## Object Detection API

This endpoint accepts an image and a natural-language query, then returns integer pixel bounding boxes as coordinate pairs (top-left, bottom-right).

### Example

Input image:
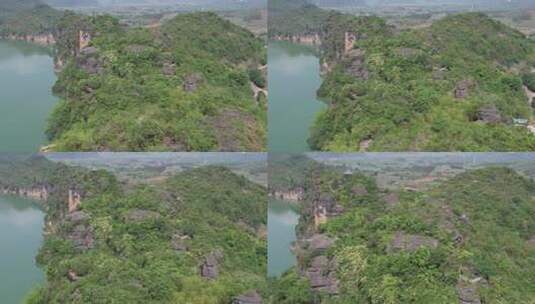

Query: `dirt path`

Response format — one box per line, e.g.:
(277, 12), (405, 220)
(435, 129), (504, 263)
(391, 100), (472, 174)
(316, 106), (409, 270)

(523, 85), (535, 106)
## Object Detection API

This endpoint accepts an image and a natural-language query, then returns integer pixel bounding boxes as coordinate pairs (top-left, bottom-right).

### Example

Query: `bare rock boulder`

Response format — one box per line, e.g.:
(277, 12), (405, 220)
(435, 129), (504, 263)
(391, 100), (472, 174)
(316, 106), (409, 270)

(388, 231), (438, 253)
(455, 80), (474, 99)
(477, 105), (502, 124)
(183, 73), (203, 92)
(200, 250), (223, 279)
(233, 291), (262, 304)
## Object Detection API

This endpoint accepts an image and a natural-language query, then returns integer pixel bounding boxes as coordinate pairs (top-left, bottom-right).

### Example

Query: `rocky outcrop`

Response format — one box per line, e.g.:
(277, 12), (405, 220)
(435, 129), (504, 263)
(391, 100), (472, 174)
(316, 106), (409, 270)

(162, 62), (176, 76)
(313, 193), (345, 227)
(477, 105), (502, 124)
(67, 220), (95, 251)
(2, 33), (56, 46)
(124, 209), (161, 223)
(456, 266), (485, 304)
(344, 32), (358, 55)
(79, 30), (91, 50)
(383, 192), (399, 207)
(305, 255), (339, 295)
(387, 231), (438, 253)
(455, 80), (474, 99)
(233, 291), (262, 304)
(183, 73), (202, 92)
(528, 235), (535, 246)
(0, 185), (50, 201)
(171, 233), (190, 251)
(200, 250), (223, 279)
(270, 187), (304, 202)
(307, 234), (335, 255)
(344, 48), (369, 80)
(272, 34), (321, 46)
(68, 189), (82, 213)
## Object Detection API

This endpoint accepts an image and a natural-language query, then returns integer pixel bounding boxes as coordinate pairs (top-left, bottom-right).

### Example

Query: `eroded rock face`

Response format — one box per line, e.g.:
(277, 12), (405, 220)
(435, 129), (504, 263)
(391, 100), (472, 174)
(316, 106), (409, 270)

(528, 235), (535, 246)
(183, 74), (203, 92)
(80, 46), (98, 56)
(233, 291), (262, 304)
(313, 193), (344, 227)
(67, 211), (90, 223)
(77, 56), (103, 75)
(345, 49), (369, 80)
(305, 255), (339, 295)
(477, 105), (502, 124)
(124, 209), (161, 223)
(68, 189), (83, 213)
(67, 223), (94, 251)
(171, 233), (189, 251)
(384, 192), (400, 207)
(308, 234), (335, 254)
(200, 250), (223, 279)
(457, 280), (482, 304)
(455, 80), (474, 99)
(270, 187), (304, 202)
(387, 231), (438, 253)
(162, 62), (176, 76)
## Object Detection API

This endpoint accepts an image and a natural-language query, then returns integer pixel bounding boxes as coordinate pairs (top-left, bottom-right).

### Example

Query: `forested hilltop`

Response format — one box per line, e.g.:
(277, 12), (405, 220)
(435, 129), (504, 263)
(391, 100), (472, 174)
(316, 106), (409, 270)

(269, 156), (535, 303)
(270, 1), (535, 151)
(0, 156), (267, 303)
(0, 0), (61, 40)
(0, 0), (267, 152)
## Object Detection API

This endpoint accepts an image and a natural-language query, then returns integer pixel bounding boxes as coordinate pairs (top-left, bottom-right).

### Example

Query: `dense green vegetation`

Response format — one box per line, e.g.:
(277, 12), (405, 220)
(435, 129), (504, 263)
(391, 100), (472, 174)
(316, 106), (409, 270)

(0, 0), (61, 37)
(270, 1), (535, 151)
(0, 156), (267, 303)
(47, 12), (267, 151)
(270, 158), (535, 303)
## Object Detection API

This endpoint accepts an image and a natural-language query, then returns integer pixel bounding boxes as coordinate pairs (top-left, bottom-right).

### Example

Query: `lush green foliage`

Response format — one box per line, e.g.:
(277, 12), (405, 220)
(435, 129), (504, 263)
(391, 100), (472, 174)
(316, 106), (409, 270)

(271, 160), (535, 303)
(46, 12), (266, 151)
(0, 157), (267, 303)
(310, 12), (535, 151)
(0, 0), (61, 36)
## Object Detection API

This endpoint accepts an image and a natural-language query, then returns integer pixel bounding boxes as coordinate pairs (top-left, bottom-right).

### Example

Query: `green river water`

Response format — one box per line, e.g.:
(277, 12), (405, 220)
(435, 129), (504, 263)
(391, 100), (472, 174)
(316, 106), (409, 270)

(0, 195), (44, 304)
(0, 40), (57, 153)
(268, 41), (326, 153)
(268, 199), (300, 277)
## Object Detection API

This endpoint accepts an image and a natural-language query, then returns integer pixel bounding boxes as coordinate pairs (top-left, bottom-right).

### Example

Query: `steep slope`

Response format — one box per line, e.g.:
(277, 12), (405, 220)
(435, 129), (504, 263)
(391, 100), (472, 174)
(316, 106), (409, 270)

(0, 0), (61, 39)
(0, 157), (267, 303)
(45, 12), (267, 151)
(310, 12), (535, 151)
(270, 162), (535, 303)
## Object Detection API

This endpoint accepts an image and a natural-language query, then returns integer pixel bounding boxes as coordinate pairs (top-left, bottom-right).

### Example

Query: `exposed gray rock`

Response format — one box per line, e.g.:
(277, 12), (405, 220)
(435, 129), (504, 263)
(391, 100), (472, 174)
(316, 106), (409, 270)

(233, 291), (262, 304)
(78, 56), (103, 75)
(395, 47), (421, 58)
(309, 234), (334, 254)
(455, 80), (474, 99)
(67, 224), (94, 251)
(477, 105), (502, 124)
(305, 256), (339, 295)
(457, 280), (481, 304)
(388, 231), (438, 253)
(125, 209), (161, 223)
(125, 44), (148, 55)
(171, 233), (189, 251)
(384, 193), (400, 207)
(527, 235), (535, 246)
(200, 250), (223, 279)
(80, 46), (98, 56)
(162, 62), (176, 76)
(183, 73), (202, 92)
(345, 49), (369, 80)
(66, 211), (90, 223)
(352, 185), (368, 196)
